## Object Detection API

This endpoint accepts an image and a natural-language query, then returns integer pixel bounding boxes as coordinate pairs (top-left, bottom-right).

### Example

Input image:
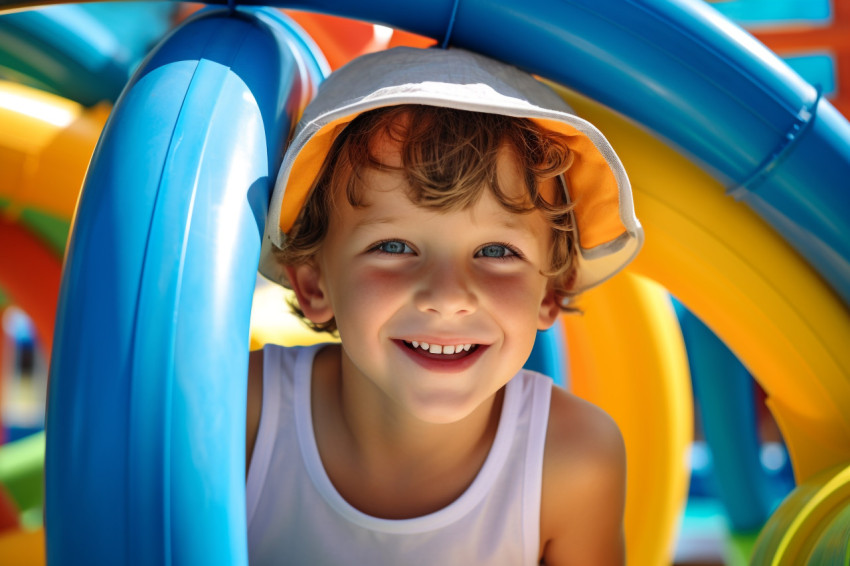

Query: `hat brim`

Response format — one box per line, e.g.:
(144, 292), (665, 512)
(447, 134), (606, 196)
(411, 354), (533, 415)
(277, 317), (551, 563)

(260, 47), (642, 294)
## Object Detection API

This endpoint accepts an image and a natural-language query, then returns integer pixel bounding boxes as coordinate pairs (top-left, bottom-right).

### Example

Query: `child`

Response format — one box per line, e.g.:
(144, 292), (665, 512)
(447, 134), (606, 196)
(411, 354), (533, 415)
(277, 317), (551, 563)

(246, 47), (642, 565)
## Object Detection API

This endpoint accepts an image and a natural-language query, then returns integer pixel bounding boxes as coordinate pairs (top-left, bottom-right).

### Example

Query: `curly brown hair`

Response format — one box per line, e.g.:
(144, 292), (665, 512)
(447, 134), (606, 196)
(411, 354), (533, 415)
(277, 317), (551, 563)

(273, 104), (578, 334)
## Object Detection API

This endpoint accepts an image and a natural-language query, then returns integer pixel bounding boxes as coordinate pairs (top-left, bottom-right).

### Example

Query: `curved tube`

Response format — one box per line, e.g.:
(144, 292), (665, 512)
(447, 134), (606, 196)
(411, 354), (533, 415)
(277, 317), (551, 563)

(676, 303), (773, 532)
(0, 5), (132, 105)
(0, 81), (109, 220)
(560, 86), (850, 485)
(751, 462), (850, 564)
(564, 272), (692, 566)
(45, 8), (326, 564)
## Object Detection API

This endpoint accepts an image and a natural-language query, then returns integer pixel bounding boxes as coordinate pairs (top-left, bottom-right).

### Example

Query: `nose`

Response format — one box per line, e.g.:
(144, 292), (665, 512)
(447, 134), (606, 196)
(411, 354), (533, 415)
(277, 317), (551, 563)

(413, 261), (478, 317)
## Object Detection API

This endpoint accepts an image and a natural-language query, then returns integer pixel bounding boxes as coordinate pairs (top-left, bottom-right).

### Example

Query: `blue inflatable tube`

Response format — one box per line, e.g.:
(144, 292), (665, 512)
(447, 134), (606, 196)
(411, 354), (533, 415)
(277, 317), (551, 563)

(0, 4), (134, 104)
(676, 302), (774, 532)
(526, 323), (568, 388)
(45, 7), (326, 564)
(176, 0), (847, 305)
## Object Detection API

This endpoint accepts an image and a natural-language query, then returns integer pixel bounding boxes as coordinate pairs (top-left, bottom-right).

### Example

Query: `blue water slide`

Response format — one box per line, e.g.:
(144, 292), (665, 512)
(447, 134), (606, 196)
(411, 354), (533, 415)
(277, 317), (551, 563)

(45, 7), (326, 564)
(187, 0), (848, 305)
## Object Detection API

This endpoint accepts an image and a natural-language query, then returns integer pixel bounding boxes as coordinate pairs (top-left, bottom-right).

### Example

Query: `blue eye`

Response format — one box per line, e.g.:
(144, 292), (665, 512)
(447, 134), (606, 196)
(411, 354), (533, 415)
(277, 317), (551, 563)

(477, 244), (516, 259)
(375, 240), (413, 254)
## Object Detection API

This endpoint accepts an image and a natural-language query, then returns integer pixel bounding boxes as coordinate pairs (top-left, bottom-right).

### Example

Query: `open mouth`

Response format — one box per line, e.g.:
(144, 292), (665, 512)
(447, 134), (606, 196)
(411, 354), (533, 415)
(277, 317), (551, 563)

(401, 340), (480, 360)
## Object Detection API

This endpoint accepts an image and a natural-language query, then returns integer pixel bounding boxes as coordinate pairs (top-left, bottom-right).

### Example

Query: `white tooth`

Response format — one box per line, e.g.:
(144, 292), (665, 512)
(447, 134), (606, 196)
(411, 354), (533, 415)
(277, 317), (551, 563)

(463, 344), (472, 351)
(444, 345), (455, 354)
(420, 342), (430, 351)
(411, 341), (419, 348)
(429, 344), (442, 354)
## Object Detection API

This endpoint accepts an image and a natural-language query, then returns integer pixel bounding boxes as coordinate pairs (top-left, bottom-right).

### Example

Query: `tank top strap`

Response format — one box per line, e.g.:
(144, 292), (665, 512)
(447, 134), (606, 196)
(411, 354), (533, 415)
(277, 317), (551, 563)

(247, 343), (323, 524)
(516, 369), (553, 563)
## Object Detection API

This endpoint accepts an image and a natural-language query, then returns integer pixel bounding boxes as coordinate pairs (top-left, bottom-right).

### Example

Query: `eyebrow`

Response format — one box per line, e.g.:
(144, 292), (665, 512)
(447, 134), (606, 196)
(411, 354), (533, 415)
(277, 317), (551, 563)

(496, 216), (529, 231)
(352, 208), (543, 238)
(352, 215), (401, 231)
(490, 215), (542, 239)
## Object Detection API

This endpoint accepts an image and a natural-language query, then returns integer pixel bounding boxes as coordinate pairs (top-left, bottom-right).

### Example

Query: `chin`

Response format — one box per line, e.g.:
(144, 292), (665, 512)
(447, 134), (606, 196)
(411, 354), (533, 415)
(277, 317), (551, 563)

(404, 393), (490, 425)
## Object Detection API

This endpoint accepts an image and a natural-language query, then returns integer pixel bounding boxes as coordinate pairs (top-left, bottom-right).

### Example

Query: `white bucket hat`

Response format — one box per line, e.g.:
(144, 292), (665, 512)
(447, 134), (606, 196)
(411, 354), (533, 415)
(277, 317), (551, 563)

(259, 46), (643, 294)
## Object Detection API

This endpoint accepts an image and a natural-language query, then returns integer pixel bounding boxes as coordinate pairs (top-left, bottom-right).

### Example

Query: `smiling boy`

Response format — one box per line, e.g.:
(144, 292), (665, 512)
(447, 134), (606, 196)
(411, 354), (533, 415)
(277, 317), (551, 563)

(246, 47), (642, 565)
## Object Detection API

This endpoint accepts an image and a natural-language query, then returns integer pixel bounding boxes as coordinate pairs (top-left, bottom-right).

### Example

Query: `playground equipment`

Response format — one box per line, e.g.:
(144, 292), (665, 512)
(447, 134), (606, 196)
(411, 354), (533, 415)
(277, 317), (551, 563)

(0, 0), (848, 564)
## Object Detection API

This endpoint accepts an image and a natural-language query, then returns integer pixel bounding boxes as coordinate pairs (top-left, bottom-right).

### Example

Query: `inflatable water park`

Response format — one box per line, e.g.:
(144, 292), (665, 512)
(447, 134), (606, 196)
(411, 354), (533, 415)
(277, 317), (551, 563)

(0, 0), (848, 564)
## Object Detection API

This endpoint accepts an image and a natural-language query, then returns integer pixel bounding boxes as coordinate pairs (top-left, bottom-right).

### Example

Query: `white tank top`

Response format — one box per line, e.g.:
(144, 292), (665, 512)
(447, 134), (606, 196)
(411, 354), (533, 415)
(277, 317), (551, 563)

(247, 344), (552, 565)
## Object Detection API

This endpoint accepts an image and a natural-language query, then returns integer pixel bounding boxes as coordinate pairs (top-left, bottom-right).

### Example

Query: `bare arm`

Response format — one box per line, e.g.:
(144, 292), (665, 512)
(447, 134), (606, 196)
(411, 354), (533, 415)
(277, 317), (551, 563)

(540, 388), (627, 565)
(246, 348), (264, 477)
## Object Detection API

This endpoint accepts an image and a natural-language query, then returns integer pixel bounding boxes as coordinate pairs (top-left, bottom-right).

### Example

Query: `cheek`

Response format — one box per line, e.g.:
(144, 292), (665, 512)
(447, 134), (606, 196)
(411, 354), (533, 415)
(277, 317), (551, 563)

(332, 268), (408, 321)
(478, 271), (547, 307)
(478, 275), (550, 333)
(353, 268), (408, 297)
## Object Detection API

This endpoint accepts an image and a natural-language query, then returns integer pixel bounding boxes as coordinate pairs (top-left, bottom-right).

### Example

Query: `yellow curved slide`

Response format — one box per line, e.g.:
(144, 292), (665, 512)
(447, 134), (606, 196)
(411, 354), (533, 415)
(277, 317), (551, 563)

(558, 85), (850, 482)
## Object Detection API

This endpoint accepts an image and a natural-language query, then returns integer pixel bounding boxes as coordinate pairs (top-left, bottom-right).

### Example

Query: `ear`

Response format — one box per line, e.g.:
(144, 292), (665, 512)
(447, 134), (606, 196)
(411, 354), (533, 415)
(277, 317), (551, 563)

(537, 283), (561, 330)
(284, 262), (334, 324)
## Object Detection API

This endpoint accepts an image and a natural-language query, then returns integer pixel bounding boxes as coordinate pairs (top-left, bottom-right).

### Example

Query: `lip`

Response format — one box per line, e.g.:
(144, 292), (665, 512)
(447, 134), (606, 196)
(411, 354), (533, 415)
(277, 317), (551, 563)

(393, 339), (488, 373)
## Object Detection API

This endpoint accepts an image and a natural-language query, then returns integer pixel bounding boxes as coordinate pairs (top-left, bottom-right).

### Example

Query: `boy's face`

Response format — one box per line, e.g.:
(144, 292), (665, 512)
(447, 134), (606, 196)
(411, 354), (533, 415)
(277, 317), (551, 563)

(288, 134), (560, 425)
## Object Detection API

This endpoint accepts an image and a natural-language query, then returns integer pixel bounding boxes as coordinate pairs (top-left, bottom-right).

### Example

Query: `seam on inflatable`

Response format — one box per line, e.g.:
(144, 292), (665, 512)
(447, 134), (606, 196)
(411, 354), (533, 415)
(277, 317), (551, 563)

(126, 68), (197, 566)
(153, 15), (252, 564)
(441, 0), (461, 48)
(728, 87), (822, 199)
(156, 40), (237, 553)
(125, 15), (241, 563)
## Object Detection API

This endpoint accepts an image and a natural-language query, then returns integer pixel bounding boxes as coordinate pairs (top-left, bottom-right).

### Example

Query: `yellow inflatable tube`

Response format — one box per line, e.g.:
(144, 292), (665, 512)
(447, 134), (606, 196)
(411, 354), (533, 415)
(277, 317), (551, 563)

(751, 462), (850, 565)
(563, 272), (692, 566)
(0, 527), (44, 566)
(0, 80), (109, 220)
(555, 86), (850, 485)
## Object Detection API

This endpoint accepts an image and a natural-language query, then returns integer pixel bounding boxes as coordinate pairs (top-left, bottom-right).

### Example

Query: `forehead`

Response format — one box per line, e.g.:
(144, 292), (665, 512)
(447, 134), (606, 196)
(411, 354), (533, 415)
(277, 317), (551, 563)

(364, 123), (537, 204)
(338, 161), (551, 244)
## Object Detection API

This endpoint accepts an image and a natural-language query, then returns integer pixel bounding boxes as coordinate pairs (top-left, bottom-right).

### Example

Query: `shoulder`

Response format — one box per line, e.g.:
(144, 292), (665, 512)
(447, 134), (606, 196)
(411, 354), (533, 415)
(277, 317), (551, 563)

(539, 386), (626, 565)
(543, 386), (625, 471)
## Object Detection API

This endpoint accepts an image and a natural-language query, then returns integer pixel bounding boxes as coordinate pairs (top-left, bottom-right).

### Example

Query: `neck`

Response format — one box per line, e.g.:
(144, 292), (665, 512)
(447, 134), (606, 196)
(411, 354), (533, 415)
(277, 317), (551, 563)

(343, 344), (501, 463)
